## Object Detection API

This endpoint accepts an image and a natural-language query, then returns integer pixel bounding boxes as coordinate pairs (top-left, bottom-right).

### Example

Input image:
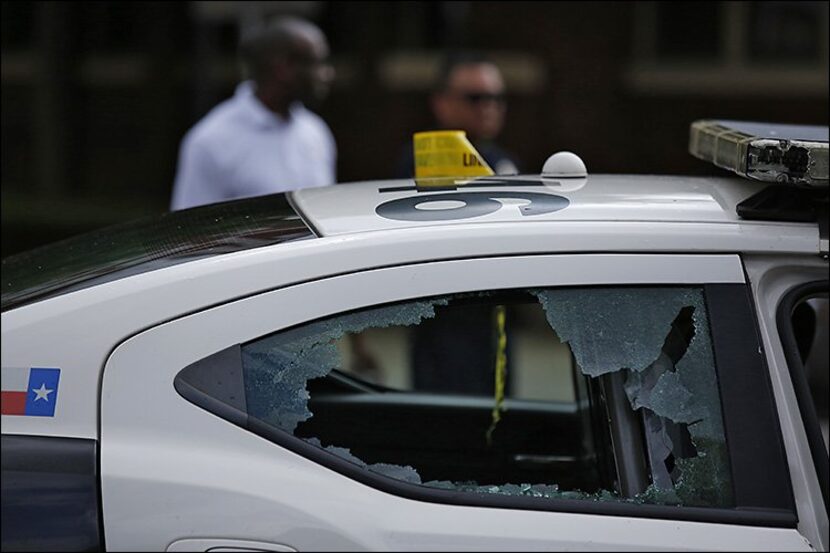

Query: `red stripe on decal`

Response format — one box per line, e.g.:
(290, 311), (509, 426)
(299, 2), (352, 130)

(1, 391), (27, 415)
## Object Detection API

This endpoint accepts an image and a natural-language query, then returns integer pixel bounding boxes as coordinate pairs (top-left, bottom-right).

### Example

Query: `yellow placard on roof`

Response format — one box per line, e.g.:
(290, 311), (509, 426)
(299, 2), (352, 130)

(414, 130), (494, 182)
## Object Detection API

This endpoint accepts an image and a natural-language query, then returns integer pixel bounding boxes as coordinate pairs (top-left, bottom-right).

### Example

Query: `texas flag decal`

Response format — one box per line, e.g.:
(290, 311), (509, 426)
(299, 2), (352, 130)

(1, 367), (60, 417)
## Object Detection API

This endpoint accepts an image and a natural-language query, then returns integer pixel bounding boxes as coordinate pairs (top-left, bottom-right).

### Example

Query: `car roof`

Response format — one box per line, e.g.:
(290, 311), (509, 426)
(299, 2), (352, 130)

(291, 173), (803, 236)
(2, 173), (820, 312)
(0, 195), (312, 312)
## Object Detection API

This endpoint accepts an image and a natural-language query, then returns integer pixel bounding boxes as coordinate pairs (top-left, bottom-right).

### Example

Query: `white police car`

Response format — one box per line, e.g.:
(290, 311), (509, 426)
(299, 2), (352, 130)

(2, 123), (827, 551)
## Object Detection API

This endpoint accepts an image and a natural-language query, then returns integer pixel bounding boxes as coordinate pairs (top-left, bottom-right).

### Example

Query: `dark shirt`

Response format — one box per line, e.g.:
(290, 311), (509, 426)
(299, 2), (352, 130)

(397, 135), (520, 396)
(410, 301), (514, 396)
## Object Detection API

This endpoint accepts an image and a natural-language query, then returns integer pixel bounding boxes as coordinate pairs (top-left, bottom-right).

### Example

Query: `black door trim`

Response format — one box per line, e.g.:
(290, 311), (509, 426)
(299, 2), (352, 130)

(776, 280), (829, 513)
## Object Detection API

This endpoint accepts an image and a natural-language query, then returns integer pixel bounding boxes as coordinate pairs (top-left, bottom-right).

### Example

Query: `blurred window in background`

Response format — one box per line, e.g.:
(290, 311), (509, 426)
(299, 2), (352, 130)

(627, 0), (829, 95)
(748, 1), (823, 64)
(0, 2), (35, 49)
(655, 1), (721, 62)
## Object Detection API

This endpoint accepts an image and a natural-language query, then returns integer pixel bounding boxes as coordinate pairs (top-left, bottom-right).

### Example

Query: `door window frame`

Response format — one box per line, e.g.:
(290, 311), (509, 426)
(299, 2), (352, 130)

(776, 280), (829, 513)
(170, 254), (796, 527)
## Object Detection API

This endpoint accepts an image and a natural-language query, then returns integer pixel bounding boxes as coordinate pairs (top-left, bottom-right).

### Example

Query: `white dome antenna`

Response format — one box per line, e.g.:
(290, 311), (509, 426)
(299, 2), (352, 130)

(542, 151), (587, 178)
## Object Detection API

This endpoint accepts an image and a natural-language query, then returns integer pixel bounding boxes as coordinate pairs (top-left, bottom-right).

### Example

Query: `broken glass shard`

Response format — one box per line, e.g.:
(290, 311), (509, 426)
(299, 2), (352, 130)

(243, 298), (448, 433)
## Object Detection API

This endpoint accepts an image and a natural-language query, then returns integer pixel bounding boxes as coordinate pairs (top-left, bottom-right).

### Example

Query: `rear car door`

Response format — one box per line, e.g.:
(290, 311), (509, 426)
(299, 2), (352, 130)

(100, 253), (811, 551)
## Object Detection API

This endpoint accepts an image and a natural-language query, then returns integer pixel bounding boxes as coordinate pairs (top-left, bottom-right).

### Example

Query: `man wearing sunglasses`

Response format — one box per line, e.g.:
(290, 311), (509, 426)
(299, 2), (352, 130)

(392, 53), (520, 396)
(395, 52), (520, 177)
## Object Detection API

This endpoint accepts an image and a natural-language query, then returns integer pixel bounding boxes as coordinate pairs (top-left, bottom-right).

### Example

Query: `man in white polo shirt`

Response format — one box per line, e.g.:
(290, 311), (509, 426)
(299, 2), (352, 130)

(171, 17), (336, 211)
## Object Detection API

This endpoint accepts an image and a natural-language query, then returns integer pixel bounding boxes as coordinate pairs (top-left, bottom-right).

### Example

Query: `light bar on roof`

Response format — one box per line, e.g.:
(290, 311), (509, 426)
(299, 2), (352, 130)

(689, 119), (828, 188)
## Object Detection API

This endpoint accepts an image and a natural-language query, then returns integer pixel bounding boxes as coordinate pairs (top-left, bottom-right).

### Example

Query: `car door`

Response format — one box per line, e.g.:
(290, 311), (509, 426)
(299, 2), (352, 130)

(743, 254), (829, 551)
(100, 253), (811, 551)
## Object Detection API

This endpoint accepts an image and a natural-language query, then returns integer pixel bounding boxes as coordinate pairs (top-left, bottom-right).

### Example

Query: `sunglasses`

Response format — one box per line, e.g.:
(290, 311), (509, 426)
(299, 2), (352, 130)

(455, 92), (506, 105)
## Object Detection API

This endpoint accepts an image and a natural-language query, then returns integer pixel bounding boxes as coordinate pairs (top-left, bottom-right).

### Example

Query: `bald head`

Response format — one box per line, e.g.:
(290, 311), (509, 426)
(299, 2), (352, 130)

(239, 17), (333, 112)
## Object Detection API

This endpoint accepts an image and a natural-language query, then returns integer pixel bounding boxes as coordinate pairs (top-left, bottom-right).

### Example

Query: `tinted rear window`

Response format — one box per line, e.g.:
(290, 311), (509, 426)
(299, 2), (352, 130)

(1, 194), (312, 311)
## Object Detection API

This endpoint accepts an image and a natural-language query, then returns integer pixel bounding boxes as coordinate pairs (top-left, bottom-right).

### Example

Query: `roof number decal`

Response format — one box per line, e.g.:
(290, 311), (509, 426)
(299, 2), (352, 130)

(376, 191), (569, 222)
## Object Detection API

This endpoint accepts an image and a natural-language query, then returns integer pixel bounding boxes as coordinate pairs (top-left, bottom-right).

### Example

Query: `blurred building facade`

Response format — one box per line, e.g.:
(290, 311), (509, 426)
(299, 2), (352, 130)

(2, 1), (828, 256)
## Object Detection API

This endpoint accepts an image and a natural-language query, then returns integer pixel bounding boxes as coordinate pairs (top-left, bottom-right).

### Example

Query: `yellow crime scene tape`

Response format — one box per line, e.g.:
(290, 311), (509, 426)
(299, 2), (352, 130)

(413, 130), (494, 186)
(410, 130), (505, 442)
(486, 305), (508, 446)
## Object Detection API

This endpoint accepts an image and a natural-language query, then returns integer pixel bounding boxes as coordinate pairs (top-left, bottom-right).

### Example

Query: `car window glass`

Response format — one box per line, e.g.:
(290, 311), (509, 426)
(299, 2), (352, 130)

(792, 294), (829, 453)
(238, 287), (734, 508)
(335, 300), (576, 403)
(1, 194), (311, 311)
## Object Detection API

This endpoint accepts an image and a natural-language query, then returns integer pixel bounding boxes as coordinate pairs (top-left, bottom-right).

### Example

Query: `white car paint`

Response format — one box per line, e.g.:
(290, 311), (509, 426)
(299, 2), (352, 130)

(292, 175), (807, 236)
(1, 219), (760, 441)
(2, 172), (825, 551)
(0, 173), (817, 440)
(100, 254), (808, 551)
(744, 255), (829, 551)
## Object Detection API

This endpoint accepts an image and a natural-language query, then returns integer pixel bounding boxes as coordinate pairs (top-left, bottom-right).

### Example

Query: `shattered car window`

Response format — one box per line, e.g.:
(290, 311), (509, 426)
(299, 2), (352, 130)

(532, 288), (732, 507)
(239, 287), (734, 509)
(243, 299), (448, 434)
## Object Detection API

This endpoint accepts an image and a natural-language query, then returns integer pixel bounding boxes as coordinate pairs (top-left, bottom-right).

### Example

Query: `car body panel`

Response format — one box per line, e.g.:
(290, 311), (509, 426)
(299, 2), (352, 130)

(744, 255), (829, 550)
(1, 170), (825, 551)
(99, 254), (808, 551)
(2, 253), (743, 441)
(292, 175), (816, 247)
